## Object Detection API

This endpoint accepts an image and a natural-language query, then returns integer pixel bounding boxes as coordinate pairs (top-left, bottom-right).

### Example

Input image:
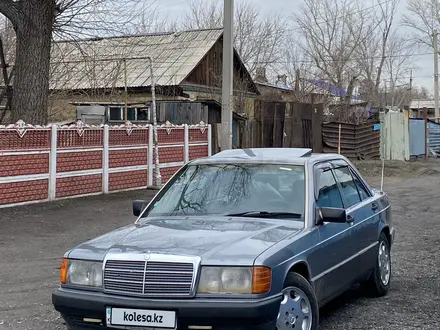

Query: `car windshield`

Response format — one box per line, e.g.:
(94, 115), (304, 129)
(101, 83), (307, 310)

(143, 163), (306, 221)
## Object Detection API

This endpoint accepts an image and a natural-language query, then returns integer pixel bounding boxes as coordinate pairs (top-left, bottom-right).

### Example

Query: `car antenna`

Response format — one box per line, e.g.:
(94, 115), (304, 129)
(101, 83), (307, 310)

(380, 157), (385, 192)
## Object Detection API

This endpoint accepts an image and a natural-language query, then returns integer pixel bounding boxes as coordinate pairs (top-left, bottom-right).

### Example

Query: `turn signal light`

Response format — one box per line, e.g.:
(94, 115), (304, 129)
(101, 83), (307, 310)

(252, 266), (271, 294)
(60, 258), (68, 284)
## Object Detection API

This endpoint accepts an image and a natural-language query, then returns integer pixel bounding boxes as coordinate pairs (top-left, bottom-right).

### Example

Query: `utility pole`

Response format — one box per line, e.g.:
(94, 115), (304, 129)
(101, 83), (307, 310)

(434, 30), (439, 119)
(221, 0), (234, 150)
(147, 57), (161, 187)
(124, 58), (128, 121)
(407, 68), (413, 112)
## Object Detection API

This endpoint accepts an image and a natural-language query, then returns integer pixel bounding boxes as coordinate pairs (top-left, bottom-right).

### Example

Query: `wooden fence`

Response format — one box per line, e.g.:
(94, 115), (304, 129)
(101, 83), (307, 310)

(255, 101), (324, 152)
(322, 121), (380, 159)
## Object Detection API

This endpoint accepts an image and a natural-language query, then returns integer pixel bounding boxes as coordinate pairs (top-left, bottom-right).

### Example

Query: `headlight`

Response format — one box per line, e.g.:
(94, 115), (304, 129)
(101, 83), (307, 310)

(60, 259), (102, 288)
(197, 266), (270, 294)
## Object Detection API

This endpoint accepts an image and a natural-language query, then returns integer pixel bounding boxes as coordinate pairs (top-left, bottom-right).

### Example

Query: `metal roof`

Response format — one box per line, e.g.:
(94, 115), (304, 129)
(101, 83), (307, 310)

(409, 99), (435, 109)
(50, 29), (223, 91)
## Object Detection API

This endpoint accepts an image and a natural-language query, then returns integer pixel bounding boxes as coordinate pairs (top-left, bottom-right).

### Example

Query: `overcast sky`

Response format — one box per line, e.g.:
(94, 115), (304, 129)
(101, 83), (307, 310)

(155, 0), (434, 92)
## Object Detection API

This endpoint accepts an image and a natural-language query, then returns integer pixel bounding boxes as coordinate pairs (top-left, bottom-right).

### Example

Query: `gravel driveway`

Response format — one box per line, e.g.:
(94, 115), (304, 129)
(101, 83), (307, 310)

(0, 162), (439, 329)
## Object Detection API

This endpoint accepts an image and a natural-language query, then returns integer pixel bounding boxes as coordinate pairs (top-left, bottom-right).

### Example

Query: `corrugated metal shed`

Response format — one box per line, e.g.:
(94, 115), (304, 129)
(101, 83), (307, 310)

(50, 28), (223, 91)
(429, 120), (440, 153)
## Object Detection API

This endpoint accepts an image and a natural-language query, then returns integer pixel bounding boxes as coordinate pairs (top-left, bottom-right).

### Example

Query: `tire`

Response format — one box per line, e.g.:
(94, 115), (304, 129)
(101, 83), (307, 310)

(362, 232), (391, 297)
(276, 272), (319, 330)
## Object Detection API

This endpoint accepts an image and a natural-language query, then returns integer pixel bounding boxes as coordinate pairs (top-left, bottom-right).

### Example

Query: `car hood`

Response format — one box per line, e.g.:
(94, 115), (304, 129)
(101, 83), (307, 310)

(67, 216), (303, 265)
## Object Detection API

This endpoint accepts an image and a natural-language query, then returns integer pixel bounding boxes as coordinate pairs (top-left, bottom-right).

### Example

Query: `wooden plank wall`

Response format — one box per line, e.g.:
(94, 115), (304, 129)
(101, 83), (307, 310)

(158, 102), (209, 125)
(322, 120), (380, 159)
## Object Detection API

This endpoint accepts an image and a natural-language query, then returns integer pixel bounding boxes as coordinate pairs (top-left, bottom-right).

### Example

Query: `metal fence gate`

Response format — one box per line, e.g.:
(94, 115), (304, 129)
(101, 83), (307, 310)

(409, 118), (425, 157)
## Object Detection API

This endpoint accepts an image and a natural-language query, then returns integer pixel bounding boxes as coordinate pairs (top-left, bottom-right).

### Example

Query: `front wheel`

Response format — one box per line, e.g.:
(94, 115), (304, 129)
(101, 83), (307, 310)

(362, 231), (391, 297)
(276, 273), (319, 330)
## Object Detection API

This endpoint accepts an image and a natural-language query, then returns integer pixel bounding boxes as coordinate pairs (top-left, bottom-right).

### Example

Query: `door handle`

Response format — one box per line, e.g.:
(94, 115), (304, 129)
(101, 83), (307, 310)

(346, 214), (354, 223)
(372, 202), (379, 212)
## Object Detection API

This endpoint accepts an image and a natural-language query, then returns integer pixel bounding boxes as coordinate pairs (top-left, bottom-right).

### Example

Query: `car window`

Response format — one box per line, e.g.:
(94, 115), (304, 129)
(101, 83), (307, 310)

(350, 169), (371, 200)
(333, 166), (361, 208)
(315, 168), (343, 208)
(144, 163), (306, 220)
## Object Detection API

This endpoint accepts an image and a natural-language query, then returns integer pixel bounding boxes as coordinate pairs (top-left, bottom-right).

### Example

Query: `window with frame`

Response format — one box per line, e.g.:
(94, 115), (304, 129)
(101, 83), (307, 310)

(127, 107), (136, 121)
(315, 167), (343, 209)
(109, 107), (122, 121)
(350, 169), (371, 200)
(107, 105), (150, 122)
(137, 107), (150, 121)
(333, 166), (361, 208)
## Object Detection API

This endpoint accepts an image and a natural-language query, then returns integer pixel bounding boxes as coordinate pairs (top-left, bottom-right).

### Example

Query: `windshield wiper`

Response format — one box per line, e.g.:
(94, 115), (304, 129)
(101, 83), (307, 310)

(225, 211), (302, 219)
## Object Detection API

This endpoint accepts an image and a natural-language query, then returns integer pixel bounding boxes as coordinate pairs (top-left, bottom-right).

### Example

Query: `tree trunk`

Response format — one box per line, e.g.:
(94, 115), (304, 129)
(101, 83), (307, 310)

(10, 0), (55, 125)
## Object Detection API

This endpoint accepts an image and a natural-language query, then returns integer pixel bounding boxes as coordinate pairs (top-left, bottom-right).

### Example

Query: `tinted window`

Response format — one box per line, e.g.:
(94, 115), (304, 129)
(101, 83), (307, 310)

(316, 168), (343, 208)
(145, 164), (306, 220)
(109, 107), (122, 121)
(353, 175), (370, 200)
(137, 108), (150, 121)
(333, 166), (361, 207)
(127, 108), (136, 121)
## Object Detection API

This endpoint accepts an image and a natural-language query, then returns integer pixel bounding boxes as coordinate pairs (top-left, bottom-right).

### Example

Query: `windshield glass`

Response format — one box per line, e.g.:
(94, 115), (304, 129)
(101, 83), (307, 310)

(143, 163), (306, 221)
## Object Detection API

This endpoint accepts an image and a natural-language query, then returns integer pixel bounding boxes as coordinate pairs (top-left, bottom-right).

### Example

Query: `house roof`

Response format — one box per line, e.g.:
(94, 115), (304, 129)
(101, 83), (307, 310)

(50, 28), (224, 91)
(410, 99), (435, 109)
(255, 81), (295, 92)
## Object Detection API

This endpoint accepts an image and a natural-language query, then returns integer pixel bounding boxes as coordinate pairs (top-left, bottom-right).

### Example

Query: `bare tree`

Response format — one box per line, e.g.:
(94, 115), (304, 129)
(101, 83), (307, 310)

(294, 0), (375, 93)
(180, 0), (223, 29)
(355, 0), (403, 105)
(293, 0), (416, 110)
(0, 15), (14, 123)
(281, 38), (333, 103)
(384, 33), (418, 107)
(179, 0), (287, 76)
(0, 15), (14, 65)
(0, 0), (162, 125)
(402, 0), (440, 49)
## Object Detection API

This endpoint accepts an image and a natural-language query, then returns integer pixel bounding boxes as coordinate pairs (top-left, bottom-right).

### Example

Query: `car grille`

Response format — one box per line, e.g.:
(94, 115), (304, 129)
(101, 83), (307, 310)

(103, 259), (195, 297)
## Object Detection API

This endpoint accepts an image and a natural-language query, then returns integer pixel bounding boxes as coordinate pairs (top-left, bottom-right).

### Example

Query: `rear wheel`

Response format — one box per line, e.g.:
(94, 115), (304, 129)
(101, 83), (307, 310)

(362, 232), (391, 297)
(276, 273), (319, 330)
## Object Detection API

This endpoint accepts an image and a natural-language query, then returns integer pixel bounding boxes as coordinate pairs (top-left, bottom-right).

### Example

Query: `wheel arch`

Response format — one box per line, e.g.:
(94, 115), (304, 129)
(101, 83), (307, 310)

(379, 225), (391, 246)
(286, 261), (311, 282)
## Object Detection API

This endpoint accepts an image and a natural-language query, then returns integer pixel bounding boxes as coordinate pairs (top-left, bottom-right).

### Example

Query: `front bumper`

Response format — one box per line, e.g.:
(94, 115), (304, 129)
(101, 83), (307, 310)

(52, 288), (282, 330)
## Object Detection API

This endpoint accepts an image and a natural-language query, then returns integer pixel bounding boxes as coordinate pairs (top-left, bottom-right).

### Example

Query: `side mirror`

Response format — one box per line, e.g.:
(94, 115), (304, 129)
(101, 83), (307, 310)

(132, 200), (147, 217)
(317, 207), (347, 224)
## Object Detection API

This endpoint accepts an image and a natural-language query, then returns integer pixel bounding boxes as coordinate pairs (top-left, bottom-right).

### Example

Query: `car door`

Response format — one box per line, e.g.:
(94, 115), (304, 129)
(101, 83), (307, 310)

(309, 162), (359, 301)
(348, 165), (383, 279)
(330, 160), (380, 281)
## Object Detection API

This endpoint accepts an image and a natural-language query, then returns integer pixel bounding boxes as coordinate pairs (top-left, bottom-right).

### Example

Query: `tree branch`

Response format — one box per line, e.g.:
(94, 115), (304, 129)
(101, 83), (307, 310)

(0, 0), (20, 29)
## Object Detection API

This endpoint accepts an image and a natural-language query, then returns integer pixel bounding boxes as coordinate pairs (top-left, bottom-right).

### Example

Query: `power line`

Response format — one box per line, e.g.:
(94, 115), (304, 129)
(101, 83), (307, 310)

(48, 47), (436, 66)
(55, 0), (394, 44)
(271, 0), (393, 33)
(184, 0), (394, 42)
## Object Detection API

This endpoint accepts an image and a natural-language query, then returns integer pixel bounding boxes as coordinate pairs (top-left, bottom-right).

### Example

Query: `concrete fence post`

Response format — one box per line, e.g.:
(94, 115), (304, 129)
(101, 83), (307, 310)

(49, 125), (57, 201)
(102, 125), (109, 194)
(184, 124), (189, 163)
(148, 125), (153, 186)
(207, 124), (212, 157)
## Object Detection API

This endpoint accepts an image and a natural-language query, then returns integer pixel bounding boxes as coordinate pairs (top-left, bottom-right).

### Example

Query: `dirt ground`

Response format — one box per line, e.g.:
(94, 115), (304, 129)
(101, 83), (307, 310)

(0, 159), (439, 329)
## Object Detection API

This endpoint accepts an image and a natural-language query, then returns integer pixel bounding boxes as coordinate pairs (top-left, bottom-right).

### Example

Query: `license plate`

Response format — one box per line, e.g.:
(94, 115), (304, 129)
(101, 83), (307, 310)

(106, 307), (176, 329)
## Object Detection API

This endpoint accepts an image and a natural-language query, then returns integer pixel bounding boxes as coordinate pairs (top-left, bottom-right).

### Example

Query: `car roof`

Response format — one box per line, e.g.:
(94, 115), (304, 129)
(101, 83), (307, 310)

(190, 148), (345, 165)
